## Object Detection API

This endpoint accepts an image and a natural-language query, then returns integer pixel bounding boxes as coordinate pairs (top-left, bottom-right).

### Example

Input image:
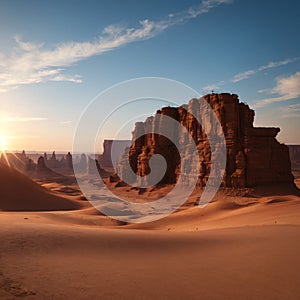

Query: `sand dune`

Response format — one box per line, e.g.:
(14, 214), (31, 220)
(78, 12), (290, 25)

(0, 197), (299, 299)
(0, 164), (300, 299)
(0, 216), (299, 299)
(0, 163), (82, 211)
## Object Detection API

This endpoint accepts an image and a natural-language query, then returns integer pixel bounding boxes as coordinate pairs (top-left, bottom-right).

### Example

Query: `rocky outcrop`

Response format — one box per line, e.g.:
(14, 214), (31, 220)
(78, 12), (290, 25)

(117, 93), (294, 188)
(66, 152), (73, 170)
(87, 157), (110, 178)
(35, 156), (61, 178)
(36, 156), (48, 172)
(98, 139), (131, 169)
(288, 145), (300, 169)
(46, 151), (59, 169)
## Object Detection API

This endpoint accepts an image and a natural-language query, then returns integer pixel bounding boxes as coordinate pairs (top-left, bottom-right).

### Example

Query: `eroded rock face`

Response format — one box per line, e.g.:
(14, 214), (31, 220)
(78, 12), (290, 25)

(118, 93), (294, 188)
(98, 140), (131, 169)
(66, 152), (73, 169)
(36, 156), (47, 172)
(288, 145), (300, 168)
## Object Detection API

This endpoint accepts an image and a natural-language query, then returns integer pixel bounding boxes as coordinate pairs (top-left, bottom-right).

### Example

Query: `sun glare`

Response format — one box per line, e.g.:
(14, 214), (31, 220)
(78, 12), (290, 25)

(0, 136), (8, 152)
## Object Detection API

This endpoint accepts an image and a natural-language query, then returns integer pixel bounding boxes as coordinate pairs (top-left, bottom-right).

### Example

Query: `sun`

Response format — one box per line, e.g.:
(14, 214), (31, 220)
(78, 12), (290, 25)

(0, 136), (8, 152)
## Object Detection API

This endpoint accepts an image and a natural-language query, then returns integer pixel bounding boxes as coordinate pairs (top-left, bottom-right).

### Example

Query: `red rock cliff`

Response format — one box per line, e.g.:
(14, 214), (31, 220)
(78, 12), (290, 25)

(118, 93), (294, 188)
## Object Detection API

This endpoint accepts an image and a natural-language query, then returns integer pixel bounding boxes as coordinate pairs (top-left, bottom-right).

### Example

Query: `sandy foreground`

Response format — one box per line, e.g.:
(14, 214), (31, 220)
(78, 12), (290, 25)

(1, 193), (300, 300)
(0, 165), (300, 299)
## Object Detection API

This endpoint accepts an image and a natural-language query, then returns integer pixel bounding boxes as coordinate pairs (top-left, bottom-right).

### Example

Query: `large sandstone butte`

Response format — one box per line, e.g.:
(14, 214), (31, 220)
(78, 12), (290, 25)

(118, 93), (294, 188)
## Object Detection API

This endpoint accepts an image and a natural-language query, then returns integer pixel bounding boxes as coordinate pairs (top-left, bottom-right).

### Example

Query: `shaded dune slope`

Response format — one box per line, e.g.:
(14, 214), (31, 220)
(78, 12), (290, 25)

(0, 163), (81, 211)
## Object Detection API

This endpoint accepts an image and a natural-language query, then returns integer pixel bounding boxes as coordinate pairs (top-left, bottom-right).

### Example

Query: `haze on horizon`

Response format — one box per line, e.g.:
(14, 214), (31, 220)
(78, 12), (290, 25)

(0, 0), (299, 152)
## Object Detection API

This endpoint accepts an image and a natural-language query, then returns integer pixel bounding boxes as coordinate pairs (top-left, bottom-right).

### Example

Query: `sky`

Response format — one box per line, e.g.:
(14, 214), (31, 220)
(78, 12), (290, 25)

(0, 0), (299, 152)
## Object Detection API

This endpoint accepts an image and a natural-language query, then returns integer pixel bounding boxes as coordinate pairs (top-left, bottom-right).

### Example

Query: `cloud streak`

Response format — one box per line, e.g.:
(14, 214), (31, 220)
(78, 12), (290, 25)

(253, 71), (300, 107)
(280, 103), (300, 118)
(4, 135), (40, 140)
(201, 56), (300, 92)
(0, 0), (231, 92)
(59, 120), (72, 125)
(3, 117), (48, 122)
(202, 81), (225, 92)
(232, 57), (300, 83)
(231, 70), (256, 83)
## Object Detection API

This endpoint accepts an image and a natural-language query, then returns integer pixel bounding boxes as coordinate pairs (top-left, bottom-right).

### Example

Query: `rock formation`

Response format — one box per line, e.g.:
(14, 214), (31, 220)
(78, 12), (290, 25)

(98, 139), (131, 169)
(87, 157), (110, 178)
(66, 152), (73, 169)
(288, 145), (300, 169)
(76, 153), (88, 173)
(117, 93), (294, 188)
(45, 151), (59, 169)
(1, 151), (78, 177)
(36, 156), (48, 172)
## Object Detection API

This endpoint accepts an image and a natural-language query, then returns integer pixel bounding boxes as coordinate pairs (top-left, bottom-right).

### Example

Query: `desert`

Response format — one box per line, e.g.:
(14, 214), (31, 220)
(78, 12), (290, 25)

(1, 1), (300, 299)
(1, 94), (300, 299)
(0, 176), (299, 299)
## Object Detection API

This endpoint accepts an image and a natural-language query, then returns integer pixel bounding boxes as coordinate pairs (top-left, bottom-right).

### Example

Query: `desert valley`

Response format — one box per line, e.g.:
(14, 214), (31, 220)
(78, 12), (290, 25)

(0, 93), (300, 299)
(1, 1), (299, 299)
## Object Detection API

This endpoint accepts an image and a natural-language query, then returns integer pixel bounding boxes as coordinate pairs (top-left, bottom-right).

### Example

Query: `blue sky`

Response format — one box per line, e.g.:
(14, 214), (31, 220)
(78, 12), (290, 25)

(0, 0), (299, 151)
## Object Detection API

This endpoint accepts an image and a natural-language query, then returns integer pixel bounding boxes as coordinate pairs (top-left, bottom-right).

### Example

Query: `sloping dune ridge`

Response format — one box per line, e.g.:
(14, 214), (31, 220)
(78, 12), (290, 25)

(0, 163), (81, 211)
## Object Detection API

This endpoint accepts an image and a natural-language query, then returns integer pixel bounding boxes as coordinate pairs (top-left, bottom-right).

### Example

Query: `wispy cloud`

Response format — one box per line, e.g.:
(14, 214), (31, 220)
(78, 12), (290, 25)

(232, 70), (256, 83)
(59, 120), (72, 125)
(202, 81), (225, 92)
(258, 58), (299, 71)
(0, 0), (231, 92)
(279, 103), (300, 119)
(3, 116), (48, 122)
(14, 35), (44, 52)
(202, 56), (300, 92)
(231, 57), (300, 83)
(253, 71), (300, 107)
(5, 135), (40, 140)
